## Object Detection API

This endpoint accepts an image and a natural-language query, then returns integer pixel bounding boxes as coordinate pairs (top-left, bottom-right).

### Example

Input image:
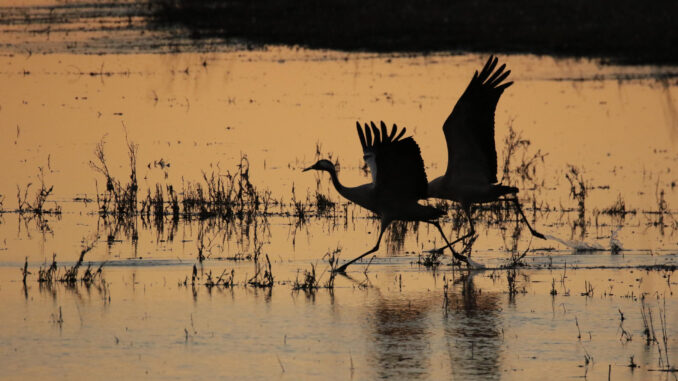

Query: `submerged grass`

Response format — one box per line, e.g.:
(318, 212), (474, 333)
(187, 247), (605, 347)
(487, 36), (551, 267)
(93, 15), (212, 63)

(16, 167), (61, 215)
(90, 137), (139, 218)
(93, 138), (275, 225)
(292, 263), (320, 291)
(248, 254), (274, 288)
(34, 238), (104, 287)
(500, 123), (547, 187)
(417, 250), (443, 268)
(602, 194), (635, 216)
(181, 156), (268, 220)
(292, 248), (340, 291)
(204, 268), (235, 289)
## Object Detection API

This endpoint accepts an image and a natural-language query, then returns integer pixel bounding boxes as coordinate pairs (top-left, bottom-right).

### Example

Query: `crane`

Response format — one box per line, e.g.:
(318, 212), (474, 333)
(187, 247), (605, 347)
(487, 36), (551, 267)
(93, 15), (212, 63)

(427, 55), (546, 251)
(304, 121), (481, 273)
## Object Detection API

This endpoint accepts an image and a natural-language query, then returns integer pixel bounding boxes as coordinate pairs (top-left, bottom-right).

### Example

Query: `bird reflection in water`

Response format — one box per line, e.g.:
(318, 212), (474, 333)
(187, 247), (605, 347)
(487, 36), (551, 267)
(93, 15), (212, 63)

(443, 273), (503, 380)
(367, 293), (437, 380)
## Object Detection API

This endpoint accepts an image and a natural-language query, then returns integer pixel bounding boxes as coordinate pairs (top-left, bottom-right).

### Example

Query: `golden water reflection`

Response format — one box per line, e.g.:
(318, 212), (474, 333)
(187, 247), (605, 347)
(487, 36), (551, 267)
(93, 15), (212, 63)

(1, 33), (678, 380)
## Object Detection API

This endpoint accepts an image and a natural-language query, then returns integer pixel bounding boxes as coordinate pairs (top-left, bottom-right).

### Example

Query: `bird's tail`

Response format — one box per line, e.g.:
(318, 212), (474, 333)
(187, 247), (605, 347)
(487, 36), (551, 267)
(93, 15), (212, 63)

(416, 204), (445, 221)
(492, 184), (519, 199)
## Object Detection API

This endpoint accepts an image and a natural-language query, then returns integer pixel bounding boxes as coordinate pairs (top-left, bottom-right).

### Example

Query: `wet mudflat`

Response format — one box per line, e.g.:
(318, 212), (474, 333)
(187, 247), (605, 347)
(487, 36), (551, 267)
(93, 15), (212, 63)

(1, 2), (678, 380)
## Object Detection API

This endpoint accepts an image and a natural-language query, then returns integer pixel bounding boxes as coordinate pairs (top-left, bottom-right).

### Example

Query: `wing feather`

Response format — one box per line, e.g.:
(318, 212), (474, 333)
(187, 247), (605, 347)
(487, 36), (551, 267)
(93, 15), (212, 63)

(357, 122), (427, 201)
(356, 122), (367, 150)
(442, 55), (513, 184)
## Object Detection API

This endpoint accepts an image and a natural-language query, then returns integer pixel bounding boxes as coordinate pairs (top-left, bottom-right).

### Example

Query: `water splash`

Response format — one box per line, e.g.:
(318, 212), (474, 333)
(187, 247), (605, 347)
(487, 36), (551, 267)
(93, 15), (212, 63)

(545, 234), (606, 251)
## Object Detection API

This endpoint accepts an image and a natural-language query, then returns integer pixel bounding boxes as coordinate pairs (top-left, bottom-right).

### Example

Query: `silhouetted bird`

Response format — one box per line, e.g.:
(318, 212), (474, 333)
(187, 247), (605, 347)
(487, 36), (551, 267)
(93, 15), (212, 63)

(428, 56), (546, 249)
(305, 122), (480, 272)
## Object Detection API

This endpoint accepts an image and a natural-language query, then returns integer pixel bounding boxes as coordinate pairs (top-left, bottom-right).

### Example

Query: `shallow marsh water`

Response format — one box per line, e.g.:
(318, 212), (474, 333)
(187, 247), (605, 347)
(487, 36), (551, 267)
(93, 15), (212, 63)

(1, 2), (678, 380)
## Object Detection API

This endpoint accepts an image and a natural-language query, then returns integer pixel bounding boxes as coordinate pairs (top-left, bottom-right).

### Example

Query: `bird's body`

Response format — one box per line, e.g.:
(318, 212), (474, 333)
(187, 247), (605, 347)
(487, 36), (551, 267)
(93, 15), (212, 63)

(428, 55), (545, 246)
(320, 164), (443, 222)
(428, 176), (518, 205)
(305, 121), (477, 272)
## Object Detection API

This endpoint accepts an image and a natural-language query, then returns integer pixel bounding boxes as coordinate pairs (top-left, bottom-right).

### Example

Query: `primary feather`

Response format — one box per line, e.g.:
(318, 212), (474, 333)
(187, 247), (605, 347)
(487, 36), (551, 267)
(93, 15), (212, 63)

(356, 121), (427, 201)
(443, 55), (513, 185)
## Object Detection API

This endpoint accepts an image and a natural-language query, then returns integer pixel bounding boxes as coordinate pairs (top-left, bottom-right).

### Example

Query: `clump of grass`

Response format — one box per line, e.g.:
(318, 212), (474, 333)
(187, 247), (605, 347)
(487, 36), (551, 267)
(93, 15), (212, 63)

(323, 247), (341, 288)
(140, 183), (165, 220)
(499, 222), (528, 268)
(505, 246), (529, 268)
(204, 268), (235, 288)
(36, 239), (102, 286)
(248, 254), (274, 288)
(59, 240), (97, 285)
(314, 191), (335, 215)
(602, 194), (635, 215)
(418, 251), (442, 268)
(181, 156), (267, 220)
(290, 184), (309, 222)
(566, 165), (587, 213)
(38, 254), (58, 283)
(167, 185), (180, 220)
(500, 123), (547, 185)
(90, 137), (139, 217)
(650, 181), (677, 231)
(292, 263), (320, 290)
(580, 280), (594, 297)
(91, 139), (275, 227)
(21, 257), (31, 285)
(16, 167), (61, 215)
(80, 263), (105, 286)
(139, 184), (179, 240)
(196, 228), (216, 262)
(565, 165), (588, 236)
(292, 250), (339, 291)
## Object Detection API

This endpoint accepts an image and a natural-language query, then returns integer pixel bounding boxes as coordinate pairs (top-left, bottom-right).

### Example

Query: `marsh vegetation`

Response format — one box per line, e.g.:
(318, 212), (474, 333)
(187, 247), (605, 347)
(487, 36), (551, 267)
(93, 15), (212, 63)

(0, 14), (677, 379)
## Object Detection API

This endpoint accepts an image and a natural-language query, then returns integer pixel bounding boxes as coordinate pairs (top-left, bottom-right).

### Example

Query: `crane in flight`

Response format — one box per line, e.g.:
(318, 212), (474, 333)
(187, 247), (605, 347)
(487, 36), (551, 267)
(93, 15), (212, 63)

(304, 121), (482, 273)
(428, 56), (546, 251)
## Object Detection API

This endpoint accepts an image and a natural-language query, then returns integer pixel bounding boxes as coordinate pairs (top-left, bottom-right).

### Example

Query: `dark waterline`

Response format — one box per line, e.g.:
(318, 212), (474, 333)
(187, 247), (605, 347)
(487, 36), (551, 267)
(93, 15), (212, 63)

(150, 0), (678, 64)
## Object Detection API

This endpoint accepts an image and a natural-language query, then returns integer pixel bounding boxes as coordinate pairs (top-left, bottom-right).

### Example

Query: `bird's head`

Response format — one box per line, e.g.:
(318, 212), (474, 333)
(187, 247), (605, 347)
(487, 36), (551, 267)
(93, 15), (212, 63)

(303, 159), (334, 173)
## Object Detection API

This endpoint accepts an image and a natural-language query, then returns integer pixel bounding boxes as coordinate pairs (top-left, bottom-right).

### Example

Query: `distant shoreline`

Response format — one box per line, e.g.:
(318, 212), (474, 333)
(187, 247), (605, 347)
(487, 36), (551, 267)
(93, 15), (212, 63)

(150, 0), (678, 65)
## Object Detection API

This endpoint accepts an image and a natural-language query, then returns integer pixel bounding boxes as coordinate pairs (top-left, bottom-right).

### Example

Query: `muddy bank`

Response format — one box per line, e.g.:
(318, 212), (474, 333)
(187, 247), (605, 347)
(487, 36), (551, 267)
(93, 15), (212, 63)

(150, 0), (678, 64)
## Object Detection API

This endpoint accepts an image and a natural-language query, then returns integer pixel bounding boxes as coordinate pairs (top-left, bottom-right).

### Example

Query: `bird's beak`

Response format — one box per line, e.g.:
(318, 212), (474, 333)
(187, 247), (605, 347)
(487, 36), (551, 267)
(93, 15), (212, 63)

(302, 166), (313, 172)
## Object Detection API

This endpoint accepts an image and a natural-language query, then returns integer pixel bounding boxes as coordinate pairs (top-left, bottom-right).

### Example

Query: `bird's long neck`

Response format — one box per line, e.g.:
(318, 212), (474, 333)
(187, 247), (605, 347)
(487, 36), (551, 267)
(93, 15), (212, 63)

(326, 166), (347, 196)
(322, 165), (375, 212)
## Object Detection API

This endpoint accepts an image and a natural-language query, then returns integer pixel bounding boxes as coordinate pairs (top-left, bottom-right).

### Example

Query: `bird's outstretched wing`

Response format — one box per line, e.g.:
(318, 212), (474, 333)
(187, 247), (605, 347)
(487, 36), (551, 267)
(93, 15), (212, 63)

(443, 55), (512, 184)
(356, 121), (427, 200)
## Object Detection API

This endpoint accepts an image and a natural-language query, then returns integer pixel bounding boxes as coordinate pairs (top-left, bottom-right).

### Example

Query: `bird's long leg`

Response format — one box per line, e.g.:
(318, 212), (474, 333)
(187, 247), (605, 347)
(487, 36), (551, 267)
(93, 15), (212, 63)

(429, 221), (483, 268)
(427, 204), (476, 253)
(459, 204), (476, 246)
(500, 197), (546, 239)
(334, 221), (389, 273)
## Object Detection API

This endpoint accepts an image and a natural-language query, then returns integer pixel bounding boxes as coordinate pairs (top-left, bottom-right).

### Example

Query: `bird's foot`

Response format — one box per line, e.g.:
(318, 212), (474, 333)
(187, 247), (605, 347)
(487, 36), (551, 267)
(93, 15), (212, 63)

(332, 264), (349, 274)
(532, 230), (546, 240)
